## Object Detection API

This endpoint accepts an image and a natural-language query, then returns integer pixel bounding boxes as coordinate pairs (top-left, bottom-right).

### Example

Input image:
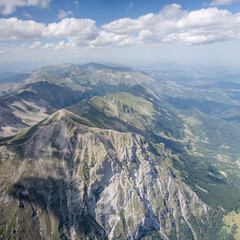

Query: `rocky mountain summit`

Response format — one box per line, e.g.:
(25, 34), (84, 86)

(0, 110), (210, 239)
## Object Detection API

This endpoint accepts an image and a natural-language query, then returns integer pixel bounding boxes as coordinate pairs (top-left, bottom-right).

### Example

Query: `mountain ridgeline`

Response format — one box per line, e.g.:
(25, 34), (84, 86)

(0, 63), (240, 240)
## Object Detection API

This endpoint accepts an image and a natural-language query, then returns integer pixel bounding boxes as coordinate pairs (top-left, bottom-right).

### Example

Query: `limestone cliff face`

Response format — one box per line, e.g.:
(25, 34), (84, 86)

(0, 111), (208, 240)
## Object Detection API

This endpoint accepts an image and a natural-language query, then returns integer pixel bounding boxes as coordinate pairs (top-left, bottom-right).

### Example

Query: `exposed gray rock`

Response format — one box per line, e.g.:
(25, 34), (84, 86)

(0, 111), (209, 239)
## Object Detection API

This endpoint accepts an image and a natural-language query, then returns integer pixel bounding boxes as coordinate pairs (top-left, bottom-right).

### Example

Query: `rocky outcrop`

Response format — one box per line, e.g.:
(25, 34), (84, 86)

(0, 111), (209, 239)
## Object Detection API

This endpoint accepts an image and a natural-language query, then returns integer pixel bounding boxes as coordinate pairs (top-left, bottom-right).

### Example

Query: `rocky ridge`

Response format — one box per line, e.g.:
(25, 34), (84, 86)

(0, 110), (209, 239)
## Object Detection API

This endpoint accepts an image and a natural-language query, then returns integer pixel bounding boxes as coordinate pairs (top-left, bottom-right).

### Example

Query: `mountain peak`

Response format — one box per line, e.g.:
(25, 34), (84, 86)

(0, 105), (209, 240)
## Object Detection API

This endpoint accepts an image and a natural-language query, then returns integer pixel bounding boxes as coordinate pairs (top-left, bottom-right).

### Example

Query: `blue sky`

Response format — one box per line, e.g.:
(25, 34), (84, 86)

(1, 0), (240, 71)
(0, 1), (202, 23)
(5, 0), (240, 24)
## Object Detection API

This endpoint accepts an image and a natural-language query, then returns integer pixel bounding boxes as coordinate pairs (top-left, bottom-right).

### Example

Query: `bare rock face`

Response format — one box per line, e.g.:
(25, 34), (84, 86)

(0, 111), (209, 240)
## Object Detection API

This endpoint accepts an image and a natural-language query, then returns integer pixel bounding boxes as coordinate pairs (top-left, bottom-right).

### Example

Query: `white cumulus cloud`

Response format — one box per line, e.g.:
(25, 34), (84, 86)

(0, 17), (98, 44)
(1, 4), (240, 48)
(0, 18), (46, 40)
(0, 0), (51, 15)
(89, 30), (133, 48)
(47, 18), (98, 47)
(103, 4), (240, 45)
